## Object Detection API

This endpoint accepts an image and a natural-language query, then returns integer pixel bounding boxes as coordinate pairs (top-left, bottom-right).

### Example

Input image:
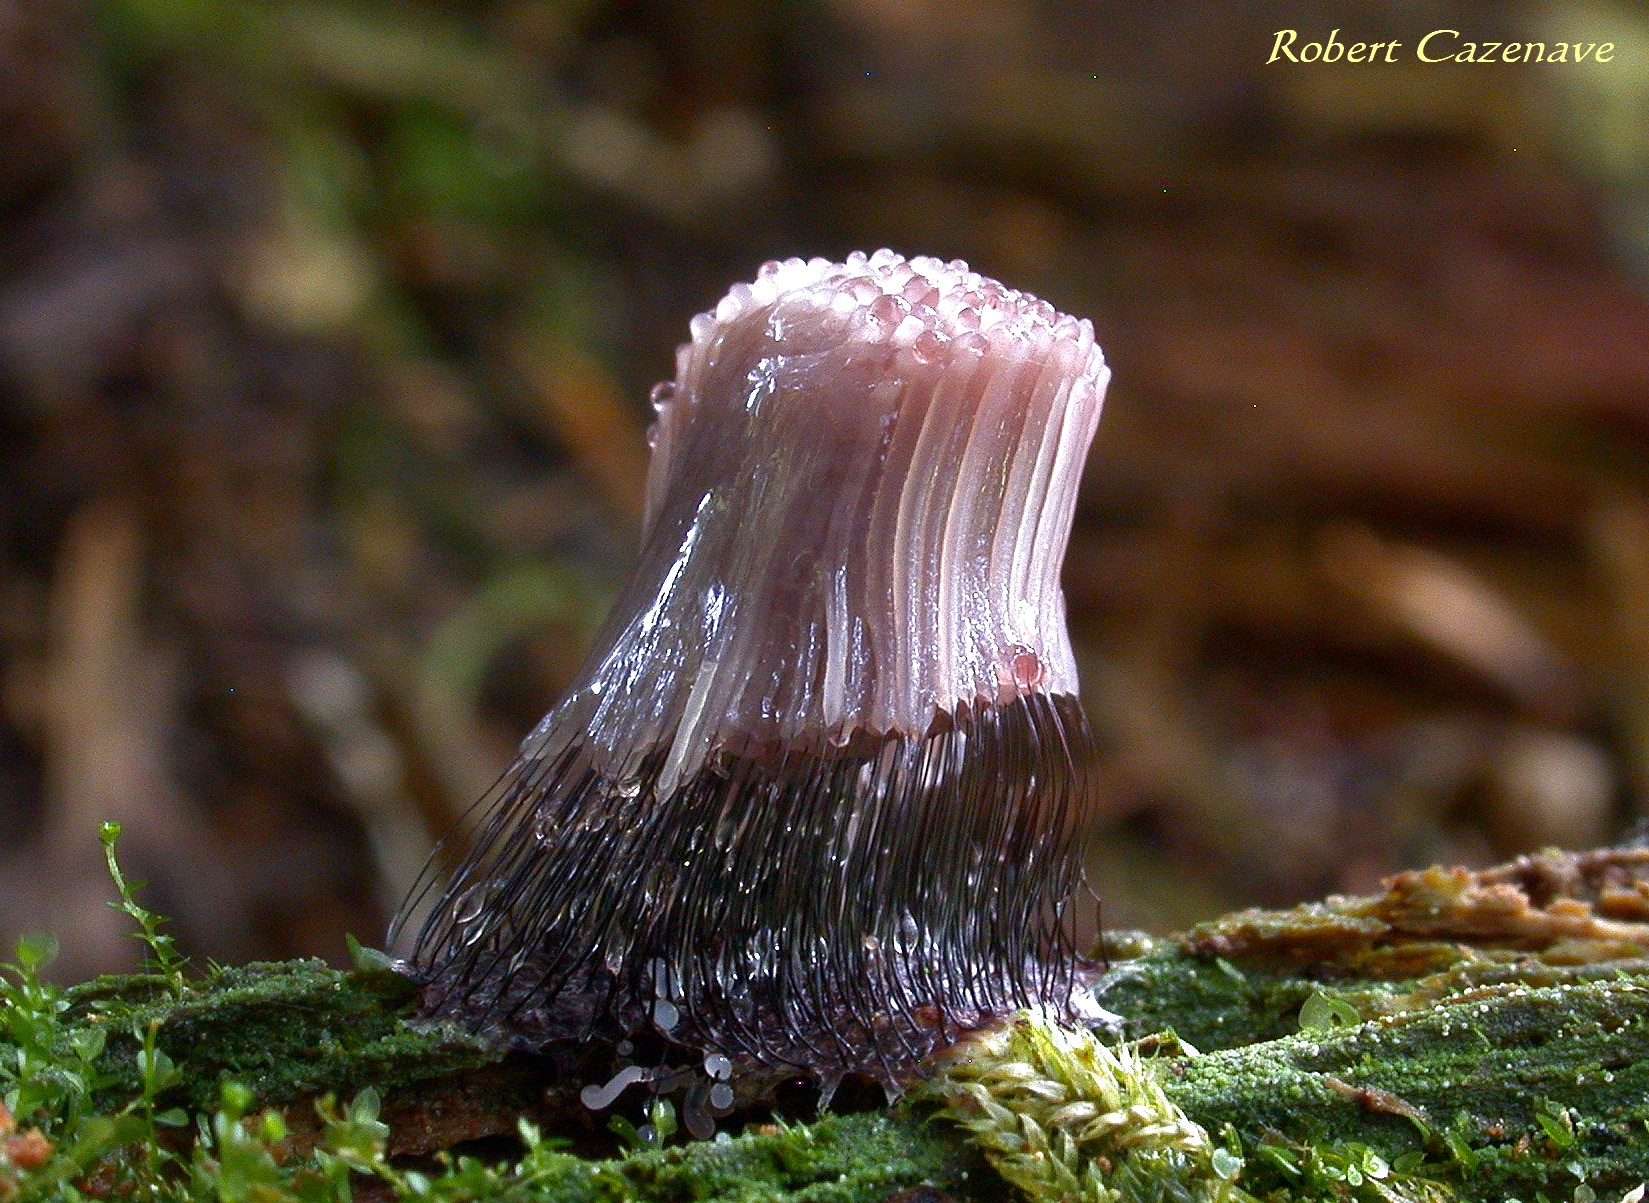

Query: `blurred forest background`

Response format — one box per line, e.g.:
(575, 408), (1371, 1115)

(4, 0), (1649, 980)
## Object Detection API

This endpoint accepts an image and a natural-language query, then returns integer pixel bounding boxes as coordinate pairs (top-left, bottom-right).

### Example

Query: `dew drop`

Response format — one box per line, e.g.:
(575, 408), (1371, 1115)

(703, 1052), (733, 1081)
(451, 885), (486, 925)
(709, 1082), (734, 1111)
(649, 956), (677, 996)
(899, 909), (920, 944)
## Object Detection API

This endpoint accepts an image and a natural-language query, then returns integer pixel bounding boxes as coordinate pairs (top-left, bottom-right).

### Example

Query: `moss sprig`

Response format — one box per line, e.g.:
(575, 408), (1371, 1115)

(100, 823), (188, 996)
(925, 1013), (1256, 1203)
(924, 1012), (1481, 1203)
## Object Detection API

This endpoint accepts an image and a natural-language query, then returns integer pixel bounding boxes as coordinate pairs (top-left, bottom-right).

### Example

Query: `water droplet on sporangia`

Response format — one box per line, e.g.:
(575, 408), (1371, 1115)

(452, 885), (485, 924)
(703, 1052), (733, 1080)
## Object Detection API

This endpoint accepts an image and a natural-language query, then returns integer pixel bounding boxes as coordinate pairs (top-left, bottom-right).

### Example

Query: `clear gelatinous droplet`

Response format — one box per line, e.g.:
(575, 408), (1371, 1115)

(580, 1064), (648, 1111)
(452, 885), (485, 925)
(703, 1052), (733, 1080)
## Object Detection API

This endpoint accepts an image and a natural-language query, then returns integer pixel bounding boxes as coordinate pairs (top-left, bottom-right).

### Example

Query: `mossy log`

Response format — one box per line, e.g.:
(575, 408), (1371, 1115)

(21, 847), (1649, 1201)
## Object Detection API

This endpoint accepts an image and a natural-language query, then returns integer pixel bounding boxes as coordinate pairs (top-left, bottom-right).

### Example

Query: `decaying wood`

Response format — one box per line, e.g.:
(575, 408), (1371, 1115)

(36, 845), (1649, 1200)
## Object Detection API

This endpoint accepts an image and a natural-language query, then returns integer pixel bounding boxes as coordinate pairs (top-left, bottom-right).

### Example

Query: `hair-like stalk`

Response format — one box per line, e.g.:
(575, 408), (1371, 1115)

(392, 250), (1110, 1131)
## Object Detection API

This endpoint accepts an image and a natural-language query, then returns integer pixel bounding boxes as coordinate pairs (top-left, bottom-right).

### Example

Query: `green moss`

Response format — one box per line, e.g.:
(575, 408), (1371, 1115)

(63, 959), (488, 1115)
(566, 1112), (995, 1203)
(1168, 978), (1649, 1201)
(10, 837), (1649, 1200)
(2, 939), (992, 1201)
(926, 987), (1649, 1202)
(10, 951), (1649, 1202)
(924, 1015), (1257, 1202)
(1093, 934), (1337, 1051)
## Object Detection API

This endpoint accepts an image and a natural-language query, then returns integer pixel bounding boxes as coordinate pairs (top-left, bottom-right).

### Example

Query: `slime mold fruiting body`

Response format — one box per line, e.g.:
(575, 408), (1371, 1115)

(394, 250), (1110, 1129)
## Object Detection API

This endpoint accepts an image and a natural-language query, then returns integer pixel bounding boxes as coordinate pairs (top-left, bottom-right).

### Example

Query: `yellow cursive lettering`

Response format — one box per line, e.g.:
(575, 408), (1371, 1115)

(1417, 28), (1459, 62)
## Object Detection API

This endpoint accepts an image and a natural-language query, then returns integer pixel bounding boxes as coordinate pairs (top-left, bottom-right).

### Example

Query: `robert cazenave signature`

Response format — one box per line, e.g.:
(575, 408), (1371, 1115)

(1268, 28), (1616, 64)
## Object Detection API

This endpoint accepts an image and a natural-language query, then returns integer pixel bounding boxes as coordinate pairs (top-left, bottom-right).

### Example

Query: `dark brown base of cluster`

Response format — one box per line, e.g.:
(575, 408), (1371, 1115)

(397, 691), (1096, 1134)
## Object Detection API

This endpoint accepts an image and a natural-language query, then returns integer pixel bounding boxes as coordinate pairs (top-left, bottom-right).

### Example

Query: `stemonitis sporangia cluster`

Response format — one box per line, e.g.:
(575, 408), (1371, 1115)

(393, 250), (1111, 1136)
